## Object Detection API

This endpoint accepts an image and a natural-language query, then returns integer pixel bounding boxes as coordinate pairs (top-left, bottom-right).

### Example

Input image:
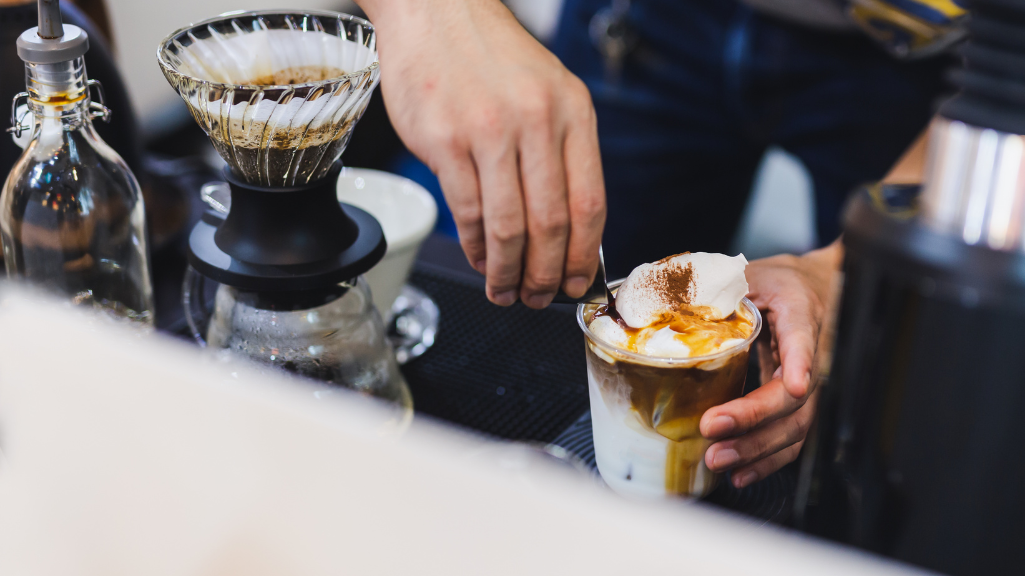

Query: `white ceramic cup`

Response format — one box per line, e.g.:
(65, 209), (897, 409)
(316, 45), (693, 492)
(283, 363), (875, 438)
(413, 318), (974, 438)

(337, 168), (438, 319)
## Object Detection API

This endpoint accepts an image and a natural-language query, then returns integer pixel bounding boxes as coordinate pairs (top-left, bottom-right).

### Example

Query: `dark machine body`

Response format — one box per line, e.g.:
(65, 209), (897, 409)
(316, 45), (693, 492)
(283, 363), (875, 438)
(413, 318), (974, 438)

(798, 188), (1025, 574)
(797, 1), (1025, 573)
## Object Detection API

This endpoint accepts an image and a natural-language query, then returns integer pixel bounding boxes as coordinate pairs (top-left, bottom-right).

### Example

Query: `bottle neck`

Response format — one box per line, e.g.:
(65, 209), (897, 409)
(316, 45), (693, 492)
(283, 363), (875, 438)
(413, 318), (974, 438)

(25, 57), (91, 126)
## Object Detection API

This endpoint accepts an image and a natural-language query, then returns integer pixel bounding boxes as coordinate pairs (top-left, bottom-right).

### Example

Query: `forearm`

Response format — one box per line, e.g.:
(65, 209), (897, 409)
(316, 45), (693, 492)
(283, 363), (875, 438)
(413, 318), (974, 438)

(351, 0), (396, 23)
(354, 0), (505, 27)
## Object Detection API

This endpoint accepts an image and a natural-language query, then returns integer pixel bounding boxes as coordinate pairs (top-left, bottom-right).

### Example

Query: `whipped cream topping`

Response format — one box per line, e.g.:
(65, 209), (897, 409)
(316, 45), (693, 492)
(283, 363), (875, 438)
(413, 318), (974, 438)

(588, 252), (753, 359)
(616, 252), (749, 328)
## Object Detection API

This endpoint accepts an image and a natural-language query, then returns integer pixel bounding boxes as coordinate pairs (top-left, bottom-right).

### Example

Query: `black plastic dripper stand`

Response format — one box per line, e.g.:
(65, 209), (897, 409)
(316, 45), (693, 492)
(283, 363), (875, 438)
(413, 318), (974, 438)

(188, 163), (386, 309)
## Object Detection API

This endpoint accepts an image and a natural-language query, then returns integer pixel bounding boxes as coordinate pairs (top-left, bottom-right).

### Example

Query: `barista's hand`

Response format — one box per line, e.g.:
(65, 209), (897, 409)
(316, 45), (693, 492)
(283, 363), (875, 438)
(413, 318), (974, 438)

(357, 0), (606, 308)
(700, 240), (844, 488)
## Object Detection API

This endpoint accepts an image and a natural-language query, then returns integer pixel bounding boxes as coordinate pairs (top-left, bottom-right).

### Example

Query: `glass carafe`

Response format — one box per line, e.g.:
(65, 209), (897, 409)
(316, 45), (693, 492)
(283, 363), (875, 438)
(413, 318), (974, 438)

(1, 57), (153, 325)
(184, 269), (413, 416)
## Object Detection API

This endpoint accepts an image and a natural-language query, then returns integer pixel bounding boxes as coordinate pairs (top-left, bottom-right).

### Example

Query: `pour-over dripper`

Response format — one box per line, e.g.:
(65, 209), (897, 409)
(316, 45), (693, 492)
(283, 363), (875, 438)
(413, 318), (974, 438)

(157, 10), (379, 187)
(158, 11), (409, 416)
(157, 10), (386, 290)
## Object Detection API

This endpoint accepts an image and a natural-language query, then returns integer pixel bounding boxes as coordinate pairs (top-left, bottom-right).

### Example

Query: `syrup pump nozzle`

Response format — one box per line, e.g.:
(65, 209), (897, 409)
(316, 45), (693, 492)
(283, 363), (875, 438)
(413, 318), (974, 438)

(16, 0), (88, 64)
(37, 0), (63, 39)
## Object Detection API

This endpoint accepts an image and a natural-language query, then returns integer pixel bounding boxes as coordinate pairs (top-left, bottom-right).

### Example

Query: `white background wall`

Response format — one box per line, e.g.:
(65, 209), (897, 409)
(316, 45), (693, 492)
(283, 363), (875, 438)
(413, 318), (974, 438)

(104, 0), (357, 134)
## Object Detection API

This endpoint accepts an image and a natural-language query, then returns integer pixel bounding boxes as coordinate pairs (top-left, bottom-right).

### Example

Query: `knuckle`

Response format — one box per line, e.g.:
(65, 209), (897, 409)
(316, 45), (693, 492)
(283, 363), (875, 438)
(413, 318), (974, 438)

(459, 239), (484, 259)
(519, 86), (554, 124)
(489, 220), (525, 244)
(489, 280), (520, 293)
(426, 124), (460, 154)
(570, 192), (606, 222)
(779, 443), (804, 467)
(566, 80), (596, 122)
(738, 403), (764, 431)
(530, 209), (569, 237)
(471, 107), (507, 143)
(751, 433), (775, 459)
(489, 266), (523, 287)
(789, 414), (810, 441)
(564, 251), (598, 276)
(524, 269), (562, 291)
(450, 203), (482, 226)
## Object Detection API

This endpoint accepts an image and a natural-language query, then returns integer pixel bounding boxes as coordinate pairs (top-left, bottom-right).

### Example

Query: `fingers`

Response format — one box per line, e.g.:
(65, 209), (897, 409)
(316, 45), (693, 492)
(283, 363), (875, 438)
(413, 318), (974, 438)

(517, 103), (569, 310)
(699, 376), (806, 440)
(436, 153), (486, 274)
(704, 390), (816, 474)
(560, 83), (606, 298)
(772, 297), (820, 399)
(476, 138), (526, 307)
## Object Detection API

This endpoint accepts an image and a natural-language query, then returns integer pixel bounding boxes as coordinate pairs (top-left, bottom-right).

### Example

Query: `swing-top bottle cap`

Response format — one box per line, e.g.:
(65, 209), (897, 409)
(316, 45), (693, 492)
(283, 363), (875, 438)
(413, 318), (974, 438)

(17, 0), (88, 64)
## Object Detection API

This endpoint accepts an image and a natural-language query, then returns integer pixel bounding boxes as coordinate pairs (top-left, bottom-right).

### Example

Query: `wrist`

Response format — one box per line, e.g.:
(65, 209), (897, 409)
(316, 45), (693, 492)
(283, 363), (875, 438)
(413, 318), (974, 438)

(803, 238), (844, 271)
(882, 124), (931, 184)
(353, 0), (414, 29)
(355, 0), (462, 28)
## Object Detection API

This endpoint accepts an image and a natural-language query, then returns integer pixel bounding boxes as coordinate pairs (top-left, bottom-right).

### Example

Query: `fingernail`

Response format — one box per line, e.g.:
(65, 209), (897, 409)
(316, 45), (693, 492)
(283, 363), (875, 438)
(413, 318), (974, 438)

(474, 260), (487, 274)
(734, 470), (759, 489)
(563, 276), (590, 298)
(524, 293), (554, 309)
(706, 415), (735, 438)
(492, 290), (517, 306)
(711, 448), (740, 470)
(789, 371), (811, 398)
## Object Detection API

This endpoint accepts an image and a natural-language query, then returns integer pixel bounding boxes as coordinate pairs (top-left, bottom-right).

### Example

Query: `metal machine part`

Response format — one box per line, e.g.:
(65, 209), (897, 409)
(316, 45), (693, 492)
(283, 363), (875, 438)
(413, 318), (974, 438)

(921, 117), (1025, 252)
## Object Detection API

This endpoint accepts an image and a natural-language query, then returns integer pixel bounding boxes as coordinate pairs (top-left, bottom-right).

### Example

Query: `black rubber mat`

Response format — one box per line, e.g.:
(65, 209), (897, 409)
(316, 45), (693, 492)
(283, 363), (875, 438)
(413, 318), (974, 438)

(402, 264), (589, 441)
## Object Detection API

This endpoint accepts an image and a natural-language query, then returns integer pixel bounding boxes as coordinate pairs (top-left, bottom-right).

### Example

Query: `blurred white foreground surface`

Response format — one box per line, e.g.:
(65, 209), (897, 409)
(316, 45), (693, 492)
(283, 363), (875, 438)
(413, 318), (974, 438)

(0, 290), (933, 576)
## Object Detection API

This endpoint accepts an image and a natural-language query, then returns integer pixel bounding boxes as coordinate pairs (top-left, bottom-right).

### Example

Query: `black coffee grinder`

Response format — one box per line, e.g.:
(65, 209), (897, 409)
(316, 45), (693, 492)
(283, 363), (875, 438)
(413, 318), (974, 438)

(157, 11), (412, 414)
(796, 1), (1025, 574)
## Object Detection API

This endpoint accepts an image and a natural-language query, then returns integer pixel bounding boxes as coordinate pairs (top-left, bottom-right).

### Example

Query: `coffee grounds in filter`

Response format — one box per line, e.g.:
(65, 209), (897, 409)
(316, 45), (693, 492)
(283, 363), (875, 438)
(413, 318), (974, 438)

(201, 66), (362, 186)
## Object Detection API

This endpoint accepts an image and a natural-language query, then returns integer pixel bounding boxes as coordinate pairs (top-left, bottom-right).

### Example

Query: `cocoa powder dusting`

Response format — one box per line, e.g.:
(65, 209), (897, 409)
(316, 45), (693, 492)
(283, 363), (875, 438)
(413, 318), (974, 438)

(641, 252), (696, 310)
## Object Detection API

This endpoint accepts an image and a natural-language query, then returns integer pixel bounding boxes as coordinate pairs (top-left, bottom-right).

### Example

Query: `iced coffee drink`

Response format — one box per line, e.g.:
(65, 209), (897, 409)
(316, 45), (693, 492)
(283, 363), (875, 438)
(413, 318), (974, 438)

(577, 253), (761, 498)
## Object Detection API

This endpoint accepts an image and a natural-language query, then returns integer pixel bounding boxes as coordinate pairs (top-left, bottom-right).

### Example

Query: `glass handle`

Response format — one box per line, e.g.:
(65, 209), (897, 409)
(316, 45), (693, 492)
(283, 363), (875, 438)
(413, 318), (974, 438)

(182, 266), (209, 347)
(200, 181), (231, 214)
(86, 79), (111, 123)
(7, 92), (29, 137)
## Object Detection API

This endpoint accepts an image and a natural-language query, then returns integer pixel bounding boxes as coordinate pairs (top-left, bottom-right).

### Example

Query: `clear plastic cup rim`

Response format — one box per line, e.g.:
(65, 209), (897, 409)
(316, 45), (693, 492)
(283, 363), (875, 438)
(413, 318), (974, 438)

(156, 9), (379, 91)
(575, 278), (763, 367)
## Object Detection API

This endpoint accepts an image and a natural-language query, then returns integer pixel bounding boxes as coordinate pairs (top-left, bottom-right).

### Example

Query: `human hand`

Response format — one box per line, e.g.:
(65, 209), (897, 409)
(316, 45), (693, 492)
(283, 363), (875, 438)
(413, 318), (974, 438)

(357, 0), (606, 308)
(700, 240), (844, 488)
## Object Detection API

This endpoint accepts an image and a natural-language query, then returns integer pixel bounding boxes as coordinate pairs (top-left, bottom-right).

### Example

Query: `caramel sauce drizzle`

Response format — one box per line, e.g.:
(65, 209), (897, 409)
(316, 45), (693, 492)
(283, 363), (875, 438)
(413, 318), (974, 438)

(592, 304), (754, 357)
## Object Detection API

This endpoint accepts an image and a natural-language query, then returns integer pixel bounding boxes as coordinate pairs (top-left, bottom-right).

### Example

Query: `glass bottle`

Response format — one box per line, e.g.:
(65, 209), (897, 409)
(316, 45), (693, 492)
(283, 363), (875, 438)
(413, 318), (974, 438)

(1, 55), (154, 326)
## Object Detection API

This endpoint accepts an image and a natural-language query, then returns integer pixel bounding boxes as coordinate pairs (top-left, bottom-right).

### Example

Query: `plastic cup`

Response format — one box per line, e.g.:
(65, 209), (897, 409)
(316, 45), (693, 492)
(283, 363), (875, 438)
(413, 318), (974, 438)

(576, 282), (761, 498)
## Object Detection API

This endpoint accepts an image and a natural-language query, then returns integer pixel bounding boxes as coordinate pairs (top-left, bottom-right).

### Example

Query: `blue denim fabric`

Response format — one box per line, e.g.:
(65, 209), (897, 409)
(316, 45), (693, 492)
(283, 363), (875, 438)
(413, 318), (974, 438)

(552, 0), (951, 277)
